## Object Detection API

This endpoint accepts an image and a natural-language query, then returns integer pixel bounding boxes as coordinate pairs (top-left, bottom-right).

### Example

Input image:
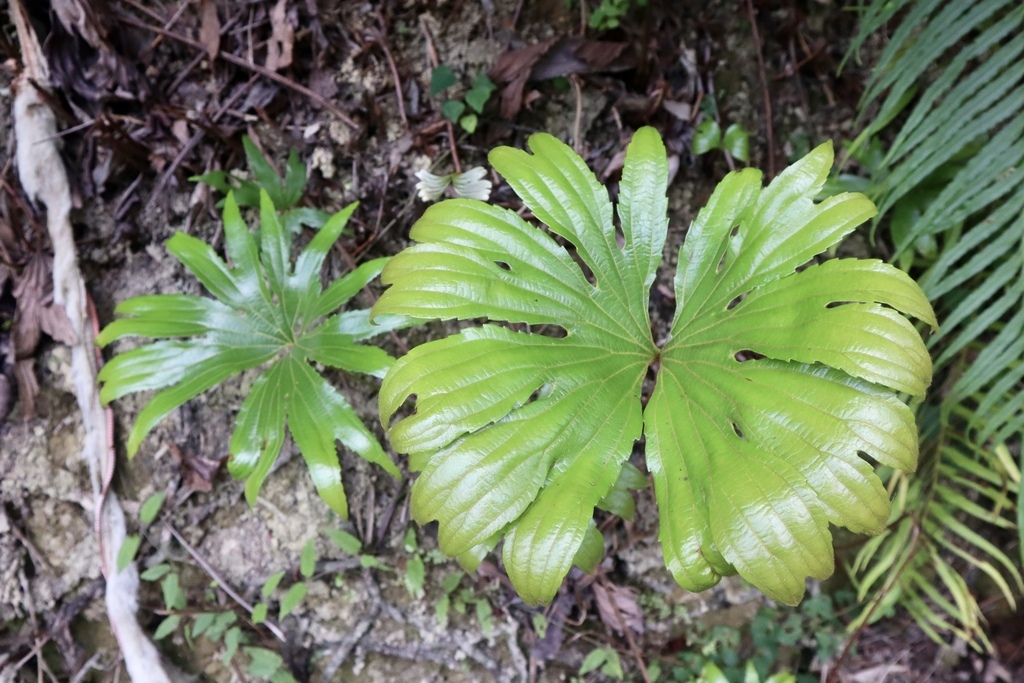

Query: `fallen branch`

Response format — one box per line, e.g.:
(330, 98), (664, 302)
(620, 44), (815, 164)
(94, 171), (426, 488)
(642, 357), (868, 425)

(9, 1), (171, 680)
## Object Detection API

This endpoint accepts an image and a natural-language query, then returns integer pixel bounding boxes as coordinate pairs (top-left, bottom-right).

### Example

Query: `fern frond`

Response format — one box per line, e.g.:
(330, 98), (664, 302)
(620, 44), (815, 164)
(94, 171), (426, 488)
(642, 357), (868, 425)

(847, 0), (1024, 650)
(850, 432), (1020, 651)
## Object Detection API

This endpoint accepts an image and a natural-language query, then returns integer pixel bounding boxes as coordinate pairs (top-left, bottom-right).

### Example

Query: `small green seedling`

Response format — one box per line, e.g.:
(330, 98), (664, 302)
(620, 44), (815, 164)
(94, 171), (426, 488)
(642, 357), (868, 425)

(692, 119), (752, 163)
(430, 65), (497, 134)
(97, 191), (408, 516)
(193, 136), (331, 234)
(579, 646), (624, 680)
(589, 0), (648, 31)
(373, 127), (935, 606)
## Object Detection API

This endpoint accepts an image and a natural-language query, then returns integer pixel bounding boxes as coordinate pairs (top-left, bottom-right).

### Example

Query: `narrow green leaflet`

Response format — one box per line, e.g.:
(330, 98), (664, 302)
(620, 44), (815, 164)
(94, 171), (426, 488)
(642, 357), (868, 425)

(97, 192), (405, 516)
(373, 128), (935, 605)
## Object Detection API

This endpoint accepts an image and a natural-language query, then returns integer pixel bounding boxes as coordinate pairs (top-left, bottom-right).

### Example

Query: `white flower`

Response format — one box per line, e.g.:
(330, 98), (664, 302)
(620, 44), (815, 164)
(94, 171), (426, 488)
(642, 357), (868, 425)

(415, 167), (492, 203)
(451, 166), (492, 201)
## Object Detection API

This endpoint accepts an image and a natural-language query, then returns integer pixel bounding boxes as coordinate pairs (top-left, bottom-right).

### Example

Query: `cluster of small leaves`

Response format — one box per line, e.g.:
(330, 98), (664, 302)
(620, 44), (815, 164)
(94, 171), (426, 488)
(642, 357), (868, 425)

(692, 119), (752, 163)
(700, 662), (795, 683)
(430, 64), (497, 133)
(116, 491), (166, 573)
(97, 191), (405, 517)
(139, 563), (274, 678)
(432, 571), (493, 634)
(638, 592), (848, 683)
(588, 0), (648, 30)
(325, 526), (390, 573)
(251, 538), (315, 626)
(579, 646), (624, 680)
(193, 136), (331, 234)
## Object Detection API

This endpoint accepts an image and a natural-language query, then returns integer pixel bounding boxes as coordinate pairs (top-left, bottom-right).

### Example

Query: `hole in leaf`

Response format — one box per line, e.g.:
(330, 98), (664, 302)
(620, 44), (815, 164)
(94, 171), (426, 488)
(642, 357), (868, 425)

(825, 301), (857, 309)
(519, 382), (553, 409)
(574, 253), (597, 286)
(731, 421), (745, 440)
(857, 450), (880, 469)
(733, 350), (766, 363)
(716, 249), (728, 274)
(730, 225), (740, 237)
(726, 292), (748, 310)
(536, 324), (568, 339)
(388, 392), (418, 430)
(494, 261), (511, 271)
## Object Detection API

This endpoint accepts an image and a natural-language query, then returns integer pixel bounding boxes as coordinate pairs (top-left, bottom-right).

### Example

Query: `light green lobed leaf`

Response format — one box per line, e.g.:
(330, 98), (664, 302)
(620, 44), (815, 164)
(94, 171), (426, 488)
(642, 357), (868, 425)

(98, 192), (406, 515)
(374, 128), (935, 605)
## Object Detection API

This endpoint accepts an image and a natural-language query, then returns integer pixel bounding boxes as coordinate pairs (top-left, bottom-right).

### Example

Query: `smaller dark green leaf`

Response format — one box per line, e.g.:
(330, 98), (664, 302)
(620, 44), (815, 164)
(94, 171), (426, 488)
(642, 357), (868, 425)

(441, 99), (466, 123)
(117, 535), (140, 573)
(282, 149), (307, 209)
(404, 554), (426, 598)
(233, 180), (262, 208)
(300, 539), (316, 578)
(154, 615), (181, 640)
(532, 613), (548, 638)
(436, 594), (451, 627)
(223, 626), (242, 662)
(360, 555), (388, 570)
(139, 492), (166, 525)
(262, 571), (285, 597)
(192, 612), (215, 637)
(140, 563), (172, 581)
(430, 65), (458, 96)
(579, 648), (608, 676)
(472, 73), (496, 93)
(279, 582), (307, 619)
(283, 207), (332, 234)
(465, 86), (492, 113)
(243, 136), (286, 207)
(460, 113), (478, 133)
(692, 119), (722, 155)
(326, 528), (362, 554)
(573, 522), (605, 573)
(162, 572), (186, 610)
(601, 650), (623, 679)
(402, 528), (418, 553)
(206, 612), (237, 642)
(723, 123), (751, 162)
(192, 171), (234, 194)
(316, 257), (389, 319)
(475, 599), (493, 636)
(442, 572), (463, 594)
(251, 603), (268, 624)
(245, 646), (284, 676)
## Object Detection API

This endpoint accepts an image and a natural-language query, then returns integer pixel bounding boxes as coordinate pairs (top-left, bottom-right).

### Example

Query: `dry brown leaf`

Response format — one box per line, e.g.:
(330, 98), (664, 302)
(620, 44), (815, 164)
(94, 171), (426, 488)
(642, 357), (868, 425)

(265, 0), (295, 72)
(199, 0), (221, 61)
(13, 359), (38, 419)
(168, 442), (225, 493)
(490, 37), (633, 119)
(45, 0), (148, 107)
(593, 581), (644, 635)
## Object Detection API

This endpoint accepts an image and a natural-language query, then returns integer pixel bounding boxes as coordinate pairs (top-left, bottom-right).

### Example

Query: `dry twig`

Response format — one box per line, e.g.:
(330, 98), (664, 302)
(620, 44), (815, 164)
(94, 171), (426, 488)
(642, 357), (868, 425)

(117, 13), (360, 131)
(745, 0), (776, 178)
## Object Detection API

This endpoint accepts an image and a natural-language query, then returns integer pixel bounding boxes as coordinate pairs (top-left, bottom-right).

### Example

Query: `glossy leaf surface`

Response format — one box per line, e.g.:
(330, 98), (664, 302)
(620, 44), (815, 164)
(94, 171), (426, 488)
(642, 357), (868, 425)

(97, 192), (403, 515)
(374, 128), (935, 605)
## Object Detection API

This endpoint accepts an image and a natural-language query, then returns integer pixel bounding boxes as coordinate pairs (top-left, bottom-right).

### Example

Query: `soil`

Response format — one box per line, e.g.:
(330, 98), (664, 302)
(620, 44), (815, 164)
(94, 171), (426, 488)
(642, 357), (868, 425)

(0, 1), (1003, 682)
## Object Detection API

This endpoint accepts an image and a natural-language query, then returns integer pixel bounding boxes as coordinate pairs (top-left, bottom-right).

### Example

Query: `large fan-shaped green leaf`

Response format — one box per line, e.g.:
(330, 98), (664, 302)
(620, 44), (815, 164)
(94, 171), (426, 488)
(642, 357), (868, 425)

(98, 192), (405, 515)
(374, 128), (935, 605)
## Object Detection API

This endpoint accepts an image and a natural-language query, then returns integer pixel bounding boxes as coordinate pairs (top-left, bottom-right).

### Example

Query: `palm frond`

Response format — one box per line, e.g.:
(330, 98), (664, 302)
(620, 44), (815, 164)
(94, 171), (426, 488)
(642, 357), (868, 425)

(846, 0), (1024, 650)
